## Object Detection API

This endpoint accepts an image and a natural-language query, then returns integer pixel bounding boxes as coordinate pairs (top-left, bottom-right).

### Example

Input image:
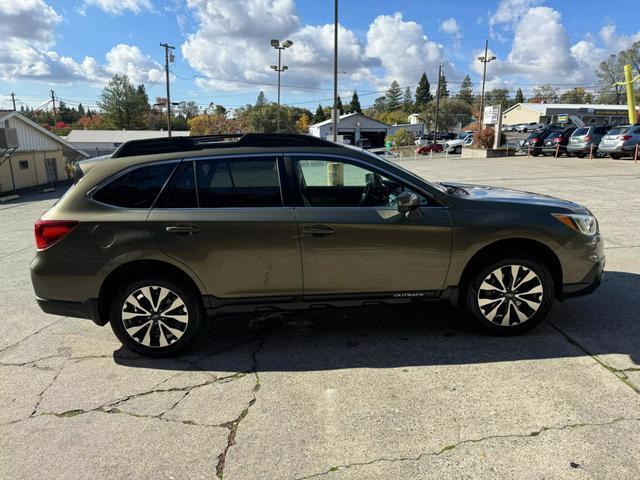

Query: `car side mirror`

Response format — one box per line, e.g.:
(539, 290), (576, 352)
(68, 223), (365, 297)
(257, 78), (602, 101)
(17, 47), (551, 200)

(397, 191), (419, 213)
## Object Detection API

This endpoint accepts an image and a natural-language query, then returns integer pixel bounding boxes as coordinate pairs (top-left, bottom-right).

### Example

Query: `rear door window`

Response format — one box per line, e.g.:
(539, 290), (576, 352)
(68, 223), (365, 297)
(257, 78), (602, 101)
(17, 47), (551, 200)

(163, 161), (197, 208)
(93, 162), (176, 208)
(196, 158), (282, 208)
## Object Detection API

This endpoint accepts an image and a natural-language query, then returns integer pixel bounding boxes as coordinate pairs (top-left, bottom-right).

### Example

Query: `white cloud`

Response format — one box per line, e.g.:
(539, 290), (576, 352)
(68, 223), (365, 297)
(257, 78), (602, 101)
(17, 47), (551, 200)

(440, 18), (461, 48)
(0, 0), (61, 44)
(105, 44), (164, 84)
(366, 12), (448, 88)
(182, 0), (372, 93)
(81, 0), (152, 15)
(489, 0), (542, 29)
(599, 23), (640, 52)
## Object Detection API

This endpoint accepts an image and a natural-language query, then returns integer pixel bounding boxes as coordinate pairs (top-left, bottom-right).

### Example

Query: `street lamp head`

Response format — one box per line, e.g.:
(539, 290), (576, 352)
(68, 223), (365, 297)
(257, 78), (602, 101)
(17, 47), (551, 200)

(270, 65), (278, 70)
(490, 56), (497, 61)
(282, 65), (288, 70)
(270, 39), (280, 47)
(478, 56), (485, 61)
(282, 39), (293, 48)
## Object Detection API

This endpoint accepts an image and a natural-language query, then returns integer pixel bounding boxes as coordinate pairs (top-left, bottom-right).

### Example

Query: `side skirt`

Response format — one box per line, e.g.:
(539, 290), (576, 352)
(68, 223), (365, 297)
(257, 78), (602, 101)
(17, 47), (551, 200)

(203, 289), (457, 316)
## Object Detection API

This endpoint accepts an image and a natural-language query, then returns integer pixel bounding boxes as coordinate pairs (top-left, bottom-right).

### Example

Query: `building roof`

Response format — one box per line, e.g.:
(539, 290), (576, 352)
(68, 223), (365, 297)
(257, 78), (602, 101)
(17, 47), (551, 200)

(310, 112), (390, 129)
(0, 110), (89, 158)
(65, 129), (191, 143)
(503, 103), (634, 116)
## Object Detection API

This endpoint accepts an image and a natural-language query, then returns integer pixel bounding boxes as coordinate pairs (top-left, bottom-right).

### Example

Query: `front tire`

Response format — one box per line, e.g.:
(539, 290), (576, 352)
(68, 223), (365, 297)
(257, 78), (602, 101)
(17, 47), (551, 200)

(464, 257), (554, 334)
(109, 277), (204, 357)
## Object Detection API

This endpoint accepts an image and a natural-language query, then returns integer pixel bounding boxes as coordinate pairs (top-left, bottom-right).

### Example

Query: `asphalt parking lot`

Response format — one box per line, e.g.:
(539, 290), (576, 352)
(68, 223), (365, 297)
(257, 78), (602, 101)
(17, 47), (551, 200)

(1, 155), (639, 479)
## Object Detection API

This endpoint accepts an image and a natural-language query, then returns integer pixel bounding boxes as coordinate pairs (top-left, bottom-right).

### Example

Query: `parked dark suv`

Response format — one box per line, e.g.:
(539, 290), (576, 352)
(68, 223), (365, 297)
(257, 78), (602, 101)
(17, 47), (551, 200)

(522, 128), (558, 156)
(541, 127), (576, 156)
(31, 134), (604, 356)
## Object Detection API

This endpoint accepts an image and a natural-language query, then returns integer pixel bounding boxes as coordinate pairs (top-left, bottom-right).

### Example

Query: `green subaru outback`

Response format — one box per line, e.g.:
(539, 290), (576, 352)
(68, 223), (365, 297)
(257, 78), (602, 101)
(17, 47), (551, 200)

(31, 134), (604, 356)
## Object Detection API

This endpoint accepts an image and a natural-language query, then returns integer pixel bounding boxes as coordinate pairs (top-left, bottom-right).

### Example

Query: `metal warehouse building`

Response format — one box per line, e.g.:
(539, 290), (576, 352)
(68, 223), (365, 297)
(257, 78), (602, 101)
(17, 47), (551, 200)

(503, 103), (638, 127)
(0, 111), (89, 196)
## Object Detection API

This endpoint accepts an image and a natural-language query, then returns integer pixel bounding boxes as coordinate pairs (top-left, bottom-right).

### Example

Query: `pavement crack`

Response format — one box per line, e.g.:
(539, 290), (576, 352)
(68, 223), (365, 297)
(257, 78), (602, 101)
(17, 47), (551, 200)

(548, 321), (640, 395)
(294, 418), (640, 479)
(0, 317), (65, 356)
(215, 337), (266, 479)
(30, 363), (66, 417)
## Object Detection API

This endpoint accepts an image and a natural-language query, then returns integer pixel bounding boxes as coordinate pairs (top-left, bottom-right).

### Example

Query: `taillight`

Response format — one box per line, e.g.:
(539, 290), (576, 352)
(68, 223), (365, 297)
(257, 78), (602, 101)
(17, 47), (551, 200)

(553, 137), (562, 142)
(620, 135), (632, 141)
(531, 137), (540, 143)
(584, 135), (592, 142)
(34, 220), (78, 250)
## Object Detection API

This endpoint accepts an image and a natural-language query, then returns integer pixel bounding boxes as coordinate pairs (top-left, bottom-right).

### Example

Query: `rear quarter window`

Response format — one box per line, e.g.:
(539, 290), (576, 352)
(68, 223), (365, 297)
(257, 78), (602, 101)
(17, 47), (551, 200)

(92, 162), (176, 208)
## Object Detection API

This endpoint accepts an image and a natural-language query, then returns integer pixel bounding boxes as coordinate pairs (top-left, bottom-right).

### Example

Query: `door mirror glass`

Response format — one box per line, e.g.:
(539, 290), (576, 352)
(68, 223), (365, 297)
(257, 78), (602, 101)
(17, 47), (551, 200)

(397, 191), (419, 213)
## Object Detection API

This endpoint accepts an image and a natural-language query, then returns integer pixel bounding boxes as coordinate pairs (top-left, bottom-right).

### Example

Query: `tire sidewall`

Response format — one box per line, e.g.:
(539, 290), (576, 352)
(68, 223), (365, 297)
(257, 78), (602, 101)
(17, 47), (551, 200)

(465, 257), (554, 334)
(109, 277), (203, 357)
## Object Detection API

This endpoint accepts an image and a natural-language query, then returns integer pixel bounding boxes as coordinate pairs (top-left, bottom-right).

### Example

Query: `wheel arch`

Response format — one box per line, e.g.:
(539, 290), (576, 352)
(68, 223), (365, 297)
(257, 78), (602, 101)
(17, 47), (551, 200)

(98, 259), (204, 325)
(459, 238), (563, 299)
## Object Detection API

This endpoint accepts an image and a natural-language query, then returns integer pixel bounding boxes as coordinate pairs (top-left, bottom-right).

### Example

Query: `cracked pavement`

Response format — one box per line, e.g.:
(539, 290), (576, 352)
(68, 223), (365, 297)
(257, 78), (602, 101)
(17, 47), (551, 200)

(1, 156), (639, 479)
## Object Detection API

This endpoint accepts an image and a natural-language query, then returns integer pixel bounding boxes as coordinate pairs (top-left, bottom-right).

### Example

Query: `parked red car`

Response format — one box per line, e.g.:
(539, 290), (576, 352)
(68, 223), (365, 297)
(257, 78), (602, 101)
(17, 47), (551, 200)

(416, 143), (444, 155)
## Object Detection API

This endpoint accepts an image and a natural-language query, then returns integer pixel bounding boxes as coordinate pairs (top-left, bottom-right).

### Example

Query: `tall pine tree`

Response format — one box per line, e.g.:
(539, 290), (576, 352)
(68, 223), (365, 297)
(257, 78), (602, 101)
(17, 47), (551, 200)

(313, 103), (327, 123)
(515, 88), (525, 104)
(402, 87), (414, 113)
(437, 73), (449, 98)
(385, 80), (403, 111)
(415, 72), (432, 110)
(348, 90), (362, 114)
(336, 96), (344, 115)
(459, 75), (474, 104)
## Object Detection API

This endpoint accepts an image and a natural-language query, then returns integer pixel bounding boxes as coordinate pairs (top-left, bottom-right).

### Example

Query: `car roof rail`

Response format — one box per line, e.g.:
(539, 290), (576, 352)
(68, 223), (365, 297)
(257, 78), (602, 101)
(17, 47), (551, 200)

(111, 133), (337, 158)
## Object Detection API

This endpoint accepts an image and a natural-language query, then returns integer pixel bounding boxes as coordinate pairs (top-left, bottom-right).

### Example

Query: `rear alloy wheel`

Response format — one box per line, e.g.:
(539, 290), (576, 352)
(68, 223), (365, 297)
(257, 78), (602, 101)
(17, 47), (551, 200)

(110, 278), (203, 357)
(454, 146), (462, 154)
(610, 153), (621, 159)
(465, 258), (554, 334)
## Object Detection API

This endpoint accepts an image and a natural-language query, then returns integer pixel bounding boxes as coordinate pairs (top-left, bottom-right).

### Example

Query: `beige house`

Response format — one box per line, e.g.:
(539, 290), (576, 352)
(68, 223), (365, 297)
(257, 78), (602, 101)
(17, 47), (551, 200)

(0, 111), (88, 195)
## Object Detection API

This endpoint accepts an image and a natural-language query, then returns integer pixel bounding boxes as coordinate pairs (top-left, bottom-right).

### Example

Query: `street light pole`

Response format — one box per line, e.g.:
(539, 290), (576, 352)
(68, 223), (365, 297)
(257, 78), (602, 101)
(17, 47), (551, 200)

(478, 39), (496, 129)
(332, 0), (338, 142)
(270, 39), (292, 132)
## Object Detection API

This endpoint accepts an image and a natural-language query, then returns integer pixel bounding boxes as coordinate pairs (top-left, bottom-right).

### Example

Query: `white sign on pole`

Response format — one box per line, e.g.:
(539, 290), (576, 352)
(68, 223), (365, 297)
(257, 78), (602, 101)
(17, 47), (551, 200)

(484, 106), (499, 125)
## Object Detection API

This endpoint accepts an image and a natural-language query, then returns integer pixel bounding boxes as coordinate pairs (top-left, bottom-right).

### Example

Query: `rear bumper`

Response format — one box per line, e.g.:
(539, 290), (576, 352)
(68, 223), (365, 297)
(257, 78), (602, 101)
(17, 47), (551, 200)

(566, 144), (595, 154)
(36, 297), (106, 326)
(561, 256), (605, 300)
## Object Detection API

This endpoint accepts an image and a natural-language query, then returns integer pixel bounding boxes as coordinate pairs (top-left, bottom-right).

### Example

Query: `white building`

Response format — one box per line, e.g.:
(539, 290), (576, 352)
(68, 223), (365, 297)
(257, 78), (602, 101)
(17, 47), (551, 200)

(0, 111), (89, 195)
(64, 129), (190, 158)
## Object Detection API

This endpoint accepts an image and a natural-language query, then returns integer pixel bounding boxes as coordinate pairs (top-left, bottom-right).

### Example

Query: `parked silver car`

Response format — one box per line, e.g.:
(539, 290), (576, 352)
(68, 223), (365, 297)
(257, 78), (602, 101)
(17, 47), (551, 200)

(598, 125), (640, 159)
(567, 126), (611, 158)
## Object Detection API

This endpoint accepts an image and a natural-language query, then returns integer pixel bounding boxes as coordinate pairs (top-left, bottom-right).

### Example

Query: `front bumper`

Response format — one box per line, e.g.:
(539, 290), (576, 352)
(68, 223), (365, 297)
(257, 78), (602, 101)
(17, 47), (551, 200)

(561, 256), (605, 299)
(36, 297), (106, 326)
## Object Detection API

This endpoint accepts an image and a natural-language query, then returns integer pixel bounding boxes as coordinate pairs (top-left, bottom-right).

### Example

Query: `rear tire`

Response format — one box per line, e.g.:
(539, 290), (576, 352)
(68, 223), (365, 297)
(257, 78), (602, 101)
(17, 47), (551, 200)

(575, 153), (585, 158)
(109, 276), (204, 357)
(610, 153), (621, 159)
(463, 257), (554, 335)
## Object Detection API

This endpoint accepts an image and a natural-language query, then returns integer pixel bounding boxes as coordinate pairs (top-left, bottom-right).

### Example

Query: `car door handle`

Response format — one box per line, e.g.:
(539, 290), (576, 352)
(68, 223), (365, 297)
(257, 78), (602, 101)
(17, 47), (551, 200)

(165, 224), (200, 235)
(303, 225), (335, 237)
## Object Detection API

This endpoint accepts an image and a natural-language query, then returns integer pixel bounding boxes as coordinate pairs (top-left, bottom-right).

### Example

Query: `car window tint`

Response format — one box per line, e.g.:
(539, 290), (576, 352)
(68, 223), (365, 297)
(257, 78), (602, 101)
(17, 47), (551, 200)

(196, 158), (282, 208)
(93, 162), (175, 208)
(573, 128), (588, 136)
(607, 127), (627, 135)
(295, 159), (429, 208)
(163, 161), (197, 208)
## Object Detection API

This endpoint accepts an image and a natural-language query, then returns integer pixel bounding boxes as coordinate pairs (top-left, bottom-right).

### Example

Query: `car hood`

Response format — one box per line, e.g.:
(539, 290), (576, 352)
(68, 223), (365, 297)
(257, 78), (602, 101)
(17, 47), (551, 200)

(446, 139), (466, 146)
(440, 182), (587, 212)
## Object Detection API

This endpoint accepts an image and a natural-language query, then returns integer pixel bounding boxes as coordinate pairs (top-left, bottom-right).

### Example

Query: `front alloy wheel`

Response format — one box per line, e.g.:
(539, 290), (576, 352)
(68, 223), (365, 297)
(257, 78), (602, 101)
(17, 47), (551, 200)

(477, 265), (543, 326)
(465, 258), (554, 334)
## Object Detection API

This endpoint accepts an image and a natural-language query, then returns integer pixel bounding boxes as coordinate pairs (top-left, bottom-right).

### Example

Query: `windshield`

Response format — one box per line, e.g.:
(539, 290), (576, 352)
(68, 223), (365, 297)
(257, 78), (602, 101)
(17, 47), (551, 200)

(573, 127), (588, 136)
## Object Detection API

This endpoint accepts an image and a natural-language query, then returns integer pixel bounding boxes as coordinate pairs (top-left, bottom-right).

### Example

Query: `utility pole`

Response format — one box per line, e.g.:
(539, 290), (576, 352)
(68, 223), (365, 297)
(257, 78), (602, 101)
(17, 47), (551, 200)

(432, 65), (442, 145)
(270, 39), (292, 132)
(478, 40), (496, 129)
(50, 90), (57, 124)
(332, 0), (338, 142)
(160, 43), (175, 137)
(10, 92), (16, 111)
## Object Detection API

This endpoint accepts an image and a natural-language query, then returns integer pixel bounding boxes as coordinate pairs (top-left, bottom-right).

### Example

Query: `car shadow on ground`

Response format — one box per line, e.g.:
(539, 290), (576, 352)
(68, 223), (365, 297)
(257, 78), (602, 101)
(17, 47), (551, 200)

(113, 270), (640, 373)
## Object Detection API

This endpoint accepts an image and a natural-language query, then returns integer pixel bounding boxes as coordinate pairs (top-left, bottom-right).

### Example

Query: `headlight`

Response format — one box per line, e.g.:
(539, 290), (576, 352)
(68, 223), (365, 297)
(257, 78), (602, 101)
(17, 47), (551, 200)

(552, 213), (597, 235)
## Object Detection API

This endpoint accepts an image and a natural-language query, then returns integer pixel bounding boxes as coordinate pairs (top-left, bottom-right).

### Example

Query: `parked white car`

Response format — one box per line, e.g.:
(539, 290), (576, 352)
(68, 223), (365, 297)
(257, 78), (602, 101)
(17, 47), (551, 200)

(444, 133), (474, 153)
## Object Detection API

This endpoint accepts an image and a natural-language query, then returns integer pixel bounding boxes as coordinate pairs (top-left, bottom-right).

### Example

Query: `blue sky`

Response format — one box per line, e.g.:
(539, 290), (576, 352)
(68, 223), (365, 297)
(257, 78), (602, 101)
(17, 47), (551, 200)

(1, 0), (639, 114)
